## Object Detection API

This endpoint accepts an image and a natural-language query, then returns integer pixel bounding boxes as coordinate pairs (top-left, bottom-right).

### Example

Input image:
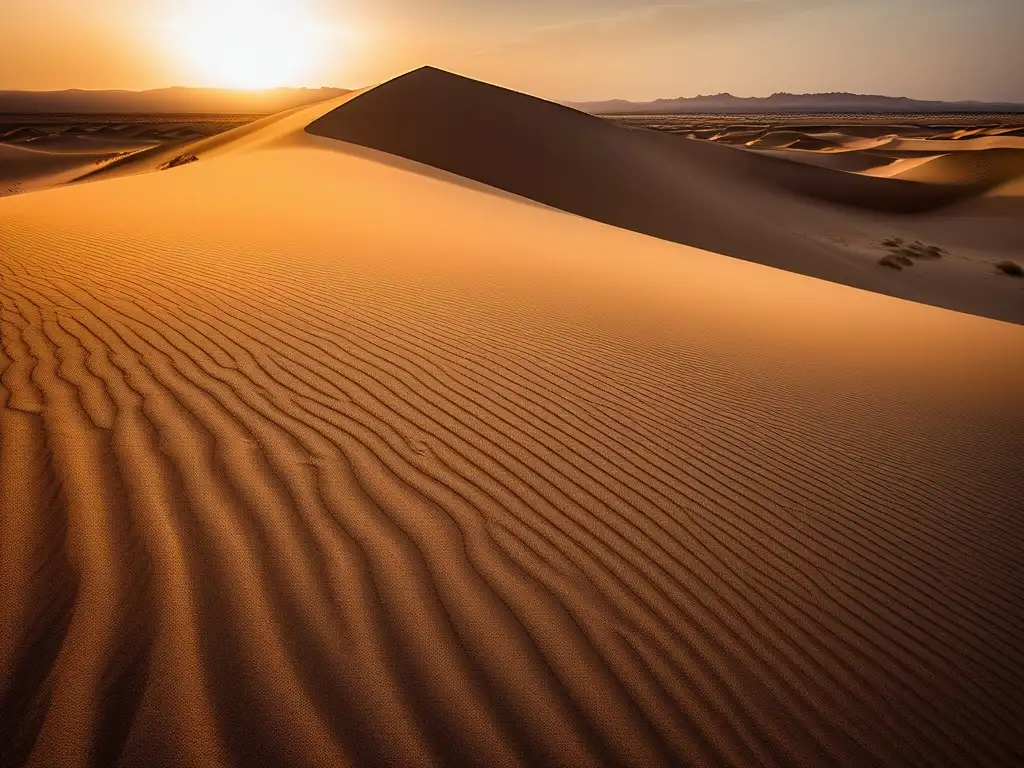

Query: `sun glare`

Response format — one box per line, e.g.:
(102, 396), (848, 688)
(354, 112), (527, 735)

(172, 1), (326, 89)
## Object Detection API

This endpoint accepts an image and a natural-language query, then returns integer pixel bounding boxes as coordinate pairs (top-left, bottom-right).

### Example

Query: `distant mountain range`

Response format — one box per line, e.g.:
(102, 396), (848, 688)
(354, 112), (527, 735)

(4, 85), (1022, 117)
(0, 87), (351, 115)
(564, 92), (1024, 115)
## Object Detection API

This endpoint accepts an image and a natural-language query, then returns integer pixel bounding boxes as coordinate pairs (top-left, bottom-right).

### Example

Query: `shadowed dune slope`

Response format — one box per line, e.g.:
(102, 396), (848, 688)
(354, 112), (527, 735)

(2, 115), (1024, 766)
(0, 143), (137, 195)
(306, 68), (1024, 323)
(745, 148), (897, 173)
(7, 134), (156, 153)
(307, 70), (970, 223)
(0, 128), (46, 142)
(881, 136), (1024, 153)
(744, 131), (852, 152)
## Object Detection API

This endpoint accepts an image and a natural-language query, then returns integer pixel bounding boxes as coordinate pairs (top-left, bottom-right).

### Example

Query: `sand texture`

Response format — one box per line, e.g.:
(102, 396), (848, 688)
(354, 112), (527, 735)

(2, 68), (1024, 767)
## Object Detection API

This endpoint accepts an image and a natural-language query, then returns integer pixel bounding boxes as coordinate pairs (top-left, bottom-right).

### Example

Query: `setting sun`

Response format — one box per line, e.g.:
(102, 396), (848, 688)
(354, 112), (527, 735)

(171, 0), (325, 89)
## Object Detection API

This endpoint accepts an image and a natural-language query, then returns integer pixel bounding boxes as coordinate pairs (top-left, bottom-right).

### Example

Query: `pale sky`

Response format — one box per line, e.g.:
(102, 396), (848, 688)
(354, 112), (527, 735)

(1, 0), (1021, 102)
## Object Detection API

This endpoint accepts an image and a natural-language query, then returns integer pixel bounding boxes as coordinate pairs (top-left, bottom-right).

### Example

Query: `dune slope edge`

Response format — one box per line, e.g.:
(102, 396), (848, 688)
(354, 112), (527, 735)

(306, 67), (1024, 325)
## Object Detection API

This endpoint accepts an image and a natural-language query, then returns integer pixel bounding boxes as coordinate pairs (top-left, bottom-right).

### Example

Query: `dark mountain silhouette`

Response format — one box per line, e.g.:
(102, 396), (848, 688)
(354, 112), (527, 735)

(565, 92), (1024, 115)
(6, 82), (1020, 117)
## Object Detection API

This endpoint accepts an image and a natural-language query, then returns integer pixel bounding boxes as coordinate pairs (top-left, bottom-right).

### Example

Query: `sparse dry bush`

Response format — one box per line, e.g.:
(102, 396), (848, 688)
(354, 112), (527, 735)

(881, 238), (946, 262)
(905, 242), (944, 259)
(160, 153), (199, 170)
(996, 261), (1024, 277)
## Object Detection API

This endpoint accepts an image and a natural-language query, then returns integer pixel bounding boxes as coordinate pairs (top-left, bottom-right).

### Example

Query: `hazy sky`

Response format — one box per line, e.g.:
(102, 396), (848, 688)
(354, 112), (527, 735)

(1, 0), (1022, 101)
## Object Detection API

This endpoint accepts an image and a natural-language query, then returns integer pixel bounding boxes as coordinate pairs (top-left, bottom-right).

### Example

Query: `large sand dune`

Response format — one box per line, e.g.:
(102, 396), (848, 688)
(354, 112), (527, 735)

(2, 69), (1024, 767)
(305, 68), (1024, 324)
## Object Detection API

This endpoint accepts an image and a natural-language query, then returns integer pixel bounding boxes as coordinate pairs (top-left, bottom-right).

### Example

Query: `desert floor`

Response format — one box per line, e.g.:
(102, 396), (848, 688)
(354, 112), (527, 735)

(1, 68), (1022, 767)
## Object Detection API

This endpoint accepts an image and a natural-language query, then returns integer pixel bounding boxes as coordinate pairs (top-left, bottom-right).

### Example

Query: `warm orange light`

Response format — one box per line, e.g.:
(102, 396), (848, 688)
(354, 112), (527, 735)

(169, 0), (326, 89)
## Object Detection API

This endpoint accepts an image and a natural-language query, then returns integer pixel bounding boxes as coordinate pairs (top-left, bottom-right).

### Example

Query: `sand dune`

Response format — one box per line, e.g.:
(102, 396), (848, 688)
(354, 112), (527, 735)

(2, 68), (1024, 767)
(305, 68), (1023, 323)
(743, 131), (891, 153)
(0, 127), (47, 142)
(0, 143), (144, 196)
(5, 134), (157, 153)
(0, 117), (256, 194)
(706, 128), (764, 144)
(876, 135), (1024, 154)
(619, 120), (1024, 145)
(9, 73), (1021, 324)
(744, 131), (843, 151)
(861, 155), (946, 179)
(861, 148), (1024, 191)
(747, 148), (898, 173)
(888, 147), (1024, 186)
(306, 69), (960, 219)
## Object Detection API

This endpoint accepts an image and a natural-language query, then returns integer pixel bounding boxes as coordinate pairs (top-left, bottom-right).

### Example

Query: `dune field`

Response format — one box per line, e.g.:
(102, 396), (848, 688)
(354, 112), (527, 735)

(1, 67), (1023, 767)
(0, 116), (254, 197)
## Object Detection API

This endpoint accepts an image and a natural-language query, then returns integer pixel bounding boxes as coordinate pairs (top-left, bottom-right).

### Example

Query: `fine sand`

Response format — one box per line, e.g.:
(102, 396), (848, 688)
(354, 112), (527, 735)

(2, 68), (1023, 767)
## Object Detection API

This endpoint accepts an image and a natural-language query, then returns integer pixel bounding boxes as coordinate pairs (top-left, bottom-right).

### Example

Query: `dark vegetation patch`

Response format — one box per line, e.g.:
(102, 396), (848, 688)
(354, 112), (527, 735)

(878, 238), (947, 269)
(995, 260), (1023, 277)
(159, 153), (198, 170)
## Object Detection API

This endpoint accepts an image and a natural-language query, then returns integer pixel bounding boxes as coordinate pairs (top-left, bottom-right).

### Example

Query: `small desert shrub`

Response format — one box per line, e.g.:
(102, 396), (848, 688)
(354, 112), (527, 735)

(996, 260), (1024, 277)
(878, 255), (903, 270)
(881, 238), (946, 261)
(160, 153), (198, 170)
(907, 242), (944, 259)
(895, 254), (914, 267)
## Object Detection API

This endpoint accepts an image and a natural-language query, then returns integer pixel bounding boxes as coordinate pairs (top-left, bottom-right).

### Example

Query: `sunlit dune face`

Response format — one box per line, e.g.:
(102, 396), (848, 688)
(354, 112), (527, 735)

(171, 1), (325, 89)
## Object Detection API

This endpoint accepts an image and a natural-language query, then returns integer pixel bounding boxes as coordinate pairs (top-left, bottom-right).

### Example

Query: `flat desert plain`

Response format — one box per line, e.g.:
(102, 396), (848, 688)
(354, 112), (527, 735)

(1, 67), (1023, 767)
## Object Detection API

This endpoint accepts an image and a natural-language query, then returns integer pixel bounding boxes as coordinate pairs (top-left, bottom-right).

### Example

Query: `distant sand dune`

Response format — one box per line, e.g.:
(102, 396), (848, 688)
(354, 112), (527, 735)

(889, 147), (1024, 186)
(747, 148), (898, 173)
(6, 134), (157, 153)
(745, 131), (841, 151)
(2, 68), (1024, 766)
(743, 131), (892, 152)
(0, 127), (47, 142)
(876, 135), (1024, 154)
(862, 155), (946, 179)
(0, 142), (141, 195)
